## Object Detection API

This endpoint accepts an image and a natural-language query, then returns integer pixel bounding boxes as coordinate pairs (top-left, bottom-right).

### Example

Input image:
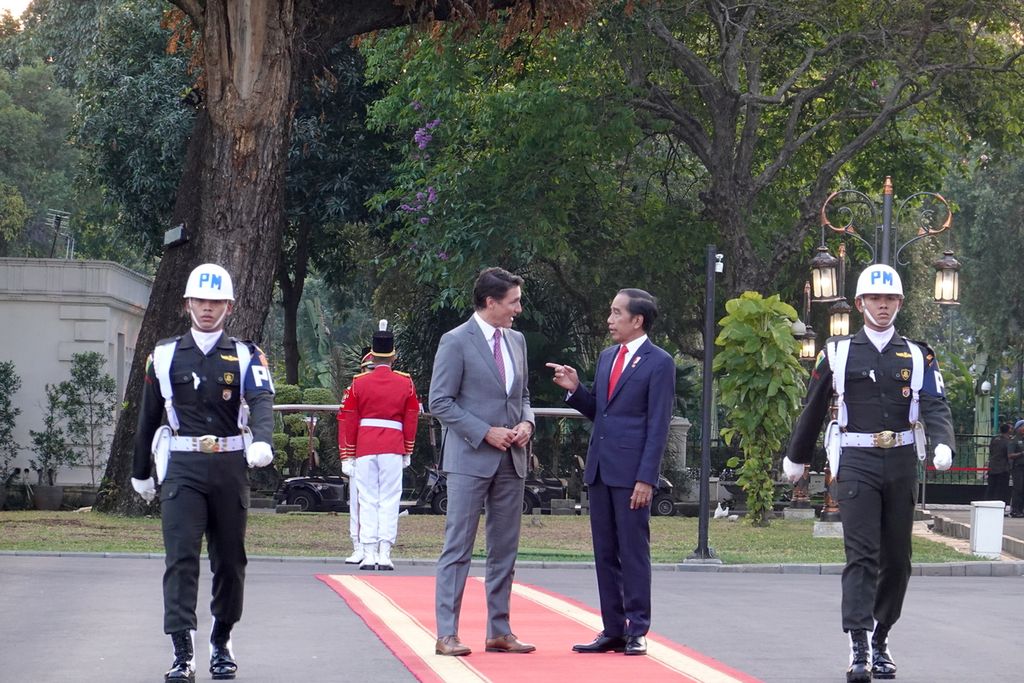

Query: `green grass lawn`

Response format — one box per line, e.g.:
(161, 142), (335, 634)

(0, 510), (981, 564)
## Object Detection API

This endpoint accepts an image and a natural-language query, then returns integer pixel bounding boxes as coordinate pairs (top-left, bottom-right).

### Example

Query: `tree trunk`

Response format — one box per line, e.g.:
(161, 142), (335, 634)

(277, 214), (311, 384)
(97, 1), (295, 513)
(97, 0), (561, 514)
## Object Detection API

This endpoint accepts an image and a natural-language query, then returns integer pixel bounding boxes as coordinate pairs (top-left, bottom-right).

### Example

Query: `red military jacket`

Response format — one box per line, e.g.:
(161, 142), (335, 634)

(340, 366), (419, 457)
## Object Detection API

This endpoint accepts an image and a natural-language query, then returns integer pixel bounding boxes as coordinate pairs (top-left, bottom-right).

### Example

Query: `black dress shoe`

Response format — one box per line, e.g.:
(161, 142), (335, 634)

(847, 630), (871, 683)
(166, 631), (195, 683)
(624, 635), (647, 656)
(210, 644), (237, 680)
(871, 623), (896, 680)
(209, 620), (237, 680)
(572, 632), (627, 653)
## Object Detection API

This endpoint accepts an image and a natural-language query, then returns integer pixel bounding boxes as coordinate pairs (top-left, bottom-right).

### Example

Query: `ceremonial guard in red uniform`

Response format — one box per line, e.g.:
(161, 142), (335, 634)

(340, 321), (419, 569)
(338, 348), (374, 564)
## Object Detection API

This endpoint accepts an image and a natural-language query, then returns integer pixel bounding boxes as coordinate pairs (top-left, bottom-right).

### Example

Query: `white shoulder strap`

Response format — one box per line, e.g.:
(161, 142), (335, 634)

(827, 338), (852, 428)
(151, 340), (180, 432)
(905, 339), (924, 424)
(234, 340), (252, 429)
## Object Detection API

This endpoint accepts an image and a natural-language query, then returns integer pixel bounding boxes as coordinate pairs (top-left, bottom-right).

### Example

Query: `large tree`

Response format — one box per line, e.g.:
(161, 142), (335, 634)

(624, 0), (1024, 296)
(97, 0), (594, 513)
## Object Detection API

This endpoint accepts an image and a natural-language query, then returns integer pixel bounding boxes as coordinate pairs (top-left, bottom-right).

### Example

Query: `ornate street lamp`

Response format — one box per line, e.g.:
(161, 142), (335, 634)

(819, 176), (956, 283)
(809, 244), (840, 302)
(829, 299), (852, 337)
(933, 249), (961, 305)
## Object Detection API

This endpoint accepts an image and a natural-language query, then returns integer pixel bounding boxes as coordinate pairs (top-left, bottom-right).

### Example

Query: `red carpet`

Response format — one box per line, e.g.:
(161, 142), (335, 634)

(317, 574), (762, 683)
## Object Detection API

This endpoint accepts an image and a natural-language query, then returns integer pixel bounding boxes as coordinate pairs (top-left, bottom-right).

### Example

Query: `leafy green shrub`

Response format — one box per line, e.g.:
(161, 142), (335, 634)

(0, 360), (21, 483)
(713, 292), (806, 526)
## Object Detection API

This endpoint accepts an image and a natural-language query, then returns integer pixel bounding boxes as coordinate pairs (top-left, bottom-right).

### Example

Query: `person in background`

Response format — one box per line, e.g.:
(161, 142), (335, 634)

(338, 347), (374, 564)
(986, 422), (1012, 510)
(1007, 420), (1024, 517)
(340, 322), (419, 570)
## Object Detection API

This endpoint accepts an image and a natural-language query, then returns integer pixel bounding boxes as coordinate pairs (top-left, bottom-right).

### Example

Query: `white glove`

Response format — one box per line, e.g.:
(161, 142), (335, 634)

(131, 477), (156, 503)
(341, 458), (354, 477)
(246, 441), (274, 468)
(782, 457), (805, 483)
(402, 454), (411, 468)
(933, 443), (953, 471)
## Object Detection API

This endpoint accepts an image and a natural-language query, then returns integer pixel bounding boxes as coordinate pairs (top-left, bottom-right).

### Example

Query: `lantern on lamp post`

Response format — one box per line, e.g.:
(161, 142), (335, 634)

(933, 249), (961, 305)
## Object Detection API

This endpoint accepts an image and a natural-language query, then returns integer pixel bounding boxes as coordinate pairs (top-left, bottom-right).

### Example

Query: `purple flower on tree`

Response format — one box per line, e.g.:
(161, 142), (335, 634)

(411, 100), (422, 111)
(437, 251), (449, 261)
(427, 186), (437, 204)
(419, 217), (430, 224)
(414, 128), (433, 149)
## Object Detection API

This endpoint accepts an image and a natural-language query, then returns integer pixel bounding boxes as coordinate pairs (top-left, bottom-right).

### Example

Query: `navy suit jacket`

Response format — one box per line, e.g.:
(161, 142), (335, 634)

(567, 338), (676, 487)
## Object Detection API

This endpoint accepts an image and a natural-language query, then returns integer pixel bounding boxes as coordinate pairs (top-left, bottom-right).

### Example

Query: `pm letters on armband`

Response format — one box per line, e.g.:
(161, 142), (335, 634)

(252, 365), (273, 390)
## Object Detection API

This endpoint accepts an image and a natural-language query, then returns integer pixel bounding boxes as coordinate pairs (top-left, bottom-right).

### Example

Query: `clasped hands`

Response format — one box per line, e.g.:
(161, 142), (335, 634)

(484, 421), (533, 451)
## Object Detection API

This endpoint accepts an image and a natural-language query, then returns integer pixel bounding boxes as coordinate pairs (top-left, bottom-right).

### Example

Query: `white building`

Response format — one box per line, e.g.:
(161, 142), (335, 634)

(0, 258), (151, 484)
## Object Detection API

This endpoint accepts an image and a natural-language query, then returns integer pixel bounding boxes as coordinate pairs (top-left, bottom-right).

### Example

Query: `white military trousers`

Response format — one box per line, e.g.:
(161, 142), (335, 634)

(354, 453), (403, 545)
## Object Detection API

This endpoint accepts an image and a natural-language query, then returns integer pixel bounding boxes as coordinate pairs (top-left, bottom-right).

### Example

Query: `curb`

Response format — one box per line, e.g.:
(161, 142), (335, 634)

(928, 512), (1024, 561)
(3, 550), (1023, 576)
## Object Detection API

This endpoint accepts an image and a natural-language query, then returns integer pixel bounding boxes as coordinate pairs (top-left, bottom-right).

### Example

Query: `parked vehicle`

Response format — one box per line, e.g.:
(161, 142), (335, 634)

(273, 475), (348, 512)
(572, 455), (676, 516)
(410, 466), (567, 515)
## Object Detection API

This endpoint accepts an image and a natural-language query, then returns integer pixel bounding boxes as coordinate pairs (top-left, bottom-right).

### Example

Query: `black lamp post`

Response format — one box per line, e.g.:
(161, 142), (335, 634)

(819, 176), (958, 301)
(689, 245), (722, 562)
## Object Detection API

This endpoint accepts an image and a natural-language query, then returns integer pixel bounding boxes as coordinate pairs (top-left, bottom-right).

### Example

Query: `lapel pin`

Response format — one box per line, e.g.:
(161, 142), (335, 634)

(631, 356), (641, 368)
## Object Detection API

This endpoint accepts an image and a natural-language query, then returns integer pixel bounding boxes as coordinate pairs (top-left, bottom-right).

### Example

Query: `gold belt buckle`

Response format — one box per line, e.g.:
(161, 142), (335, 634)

(874, 430), (897, 448)
(198, 435), (220, 453)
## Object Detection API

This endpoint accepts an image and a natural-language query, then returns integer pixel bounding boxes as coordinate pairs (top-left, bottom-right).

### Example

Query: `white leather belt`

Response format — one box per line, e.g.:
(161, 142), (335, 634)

(359, 418), (403, 431)
(170, 435), (245, 453)
(840, 429), (915, 449)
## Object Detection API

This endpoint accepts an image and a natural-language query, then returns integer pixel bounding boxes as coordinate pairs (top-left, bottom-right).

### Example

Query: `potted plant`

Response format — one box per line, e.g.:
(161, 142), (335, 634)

(0, 360), (21, 510)
(28, 383), (80, 510)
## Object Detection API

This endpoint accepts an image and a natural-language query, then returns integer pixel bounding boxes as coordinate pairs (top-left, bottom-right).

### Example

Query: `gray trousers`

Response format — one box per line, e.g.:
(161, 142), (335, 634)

(435, 454), (524, 639)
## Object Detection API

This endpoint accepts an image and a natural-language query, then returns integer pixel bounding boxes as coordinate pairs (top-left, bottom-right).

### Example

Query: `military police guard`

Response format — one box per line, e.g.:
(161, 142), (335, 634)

(784, 264), (955, 683)
(340, 320), (419, 570)
(131, 264), (275, 682)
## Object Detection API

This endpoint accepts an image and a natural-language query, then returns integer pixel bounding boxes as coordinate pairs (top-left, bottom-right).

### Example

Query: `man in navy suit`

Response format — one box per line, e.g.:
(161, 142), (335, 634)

(548, 288), (675, 656)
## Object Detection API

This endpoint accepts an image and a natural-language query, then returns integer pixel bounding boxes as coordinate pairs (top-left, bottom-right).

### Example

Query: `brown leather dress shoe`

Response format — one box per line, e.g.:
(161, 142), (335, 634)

(484, 634), (536, 653)
(435, 636), (472, 656)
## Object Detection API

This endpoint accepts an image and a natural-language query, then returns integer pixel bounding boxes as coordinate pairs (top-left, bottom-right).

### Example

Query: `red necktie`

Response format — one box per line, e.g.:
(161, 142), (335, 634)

(493, 329), (506, 386)
(608, 345), (628, 396)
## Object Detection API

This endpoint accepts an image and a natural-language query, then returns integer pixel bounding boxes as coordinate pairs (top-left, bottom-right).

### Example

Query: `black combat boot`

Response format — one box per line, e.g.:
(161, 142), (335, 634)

(165, 630), (195, 683)
(210, 620), (238, 680)
(871, 623), (896, 679)
(847, 630), (872, 682)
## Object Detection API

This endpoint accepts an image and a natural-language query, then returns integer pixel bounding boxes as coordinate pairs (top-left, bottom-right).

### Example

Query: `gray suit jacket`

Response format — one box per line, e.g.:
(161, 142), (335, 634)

(428, 317), (534, 478)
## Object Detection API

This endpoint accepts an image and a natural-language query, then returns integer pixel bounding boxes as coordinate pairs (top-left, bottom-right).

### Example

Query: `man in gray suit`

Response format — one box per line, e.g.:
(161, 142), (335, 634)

(430, 267), (536, 657)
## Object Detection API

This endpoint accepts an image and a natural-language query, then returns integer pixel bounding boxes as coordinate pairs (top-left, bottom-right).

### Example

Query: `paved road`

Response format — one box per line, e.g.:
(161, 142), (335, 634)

(1, 554), (1021, 682)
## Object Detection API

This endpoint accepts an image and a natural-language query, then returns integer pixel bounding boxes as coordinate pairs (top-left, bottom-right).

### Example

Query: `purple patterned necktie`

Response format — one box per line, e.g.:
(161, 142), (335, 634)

(493, 329), (506, 386)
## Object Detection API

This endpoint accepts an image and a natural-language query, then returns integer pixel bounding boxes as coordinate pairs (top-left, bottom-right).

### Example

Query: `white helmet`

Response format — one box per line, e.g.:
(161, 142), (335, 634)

(854, 264), (903, 299)
(183, 263), (234, 300)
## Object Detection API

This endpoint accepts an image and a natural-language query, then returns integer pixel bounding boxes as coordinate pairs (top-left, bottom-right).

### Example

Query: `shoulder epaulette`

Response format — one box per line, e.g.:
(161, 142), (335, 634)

(394, 370), (411, 378)
(155, 335), (181, 346)
(906, 338), (936, 356)
(353, 370), (371, 379)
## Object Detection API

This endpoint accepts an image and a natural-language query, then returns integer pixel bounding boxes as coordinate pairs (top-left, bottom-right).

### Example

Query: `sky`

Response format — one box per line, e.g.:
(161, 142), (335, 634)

(0, 0), (30, 19)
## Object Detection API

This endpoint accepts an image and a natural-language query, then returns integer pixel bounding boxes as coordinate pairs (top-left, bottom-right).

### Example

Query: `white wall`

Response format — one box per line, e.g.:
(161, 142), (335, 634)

(0, 258), (151, 484)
